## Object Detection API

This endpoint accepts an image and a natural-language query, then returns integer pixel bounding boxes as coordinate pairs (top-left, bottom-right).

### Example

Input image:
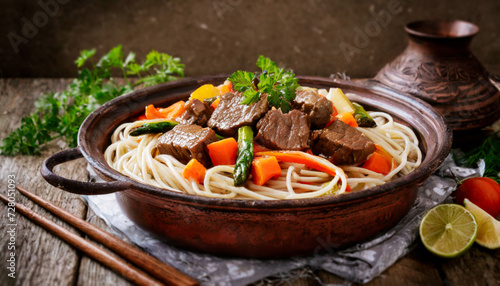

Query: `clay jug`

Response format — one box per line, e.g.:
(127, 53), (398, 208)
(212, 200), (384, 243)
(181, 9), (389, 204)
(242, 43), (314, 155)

(376, 20), (500, 140)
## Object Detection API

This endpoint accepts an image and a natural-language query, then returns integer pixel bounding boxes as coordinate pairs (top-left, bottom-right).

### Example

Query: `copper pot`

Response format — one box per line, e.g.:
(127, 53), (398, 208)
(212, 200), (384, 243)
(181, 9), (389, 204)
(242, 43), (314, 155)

(376, 20), (500, 142)
(41, 76), (452, 258)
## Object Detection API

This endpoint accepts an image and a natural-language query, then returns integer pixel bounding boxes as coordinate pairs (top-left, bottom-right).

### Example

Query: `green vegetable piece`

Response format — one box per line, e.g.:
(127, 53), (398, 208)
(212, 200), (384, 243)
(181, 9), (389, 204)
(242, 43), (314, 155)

(203, 96), (219, 105)
(227, 55), (299, 113)
(233, 126), (254, 186)
(129, 121), (178, 136)
(352, 102), (376, 128)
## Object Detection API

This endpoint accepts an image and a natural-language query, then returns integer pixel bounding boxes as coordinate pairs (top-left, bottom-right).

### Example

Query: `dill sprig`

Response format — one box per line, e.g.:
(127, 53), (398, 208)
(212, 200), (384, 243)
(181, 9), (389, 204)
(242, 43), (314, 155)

(461, 133), (500, 183)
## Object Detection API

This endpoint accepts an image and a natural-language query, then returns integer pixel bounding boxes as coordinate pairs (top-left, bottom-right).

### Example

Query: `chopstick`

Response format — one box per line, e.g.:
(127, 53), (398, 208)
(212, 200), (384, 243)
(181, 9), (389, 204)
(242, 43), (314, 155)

(0, 193), (162, 286)
(3, 185), (199, 286)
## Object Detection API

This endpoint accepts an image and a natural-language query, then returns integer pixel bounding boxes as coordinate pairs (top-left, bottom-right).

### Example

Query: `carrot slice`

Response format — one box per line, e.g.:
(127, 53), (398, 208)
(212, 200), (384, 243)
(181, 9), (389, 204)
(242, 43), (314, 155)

(157, 101), (186, 120)
(217, 81), (232, 94)
(207, 138), (238, 166)
(251, 156), (282, 186)
(362, 145), (394, 175)
(211, 97), (221, 109)
(182, 159), (206, 184)
(144, 101), (186, 120)
(145, 104), (162, 120)
(336, 112), (358, 127)
(255, 151), (337, 177)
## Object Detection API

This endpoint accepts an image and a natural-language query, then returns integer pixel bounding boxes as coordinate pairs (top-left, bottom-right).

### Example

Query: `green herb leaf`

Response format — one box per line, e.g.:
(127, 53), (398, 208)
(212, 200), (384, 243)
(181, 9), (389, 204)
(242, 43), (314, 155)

(459, 133), (500, 183)
(75, 49), (96, 68)
(0, 45), (184, 156)
(228, 55), (299, 112)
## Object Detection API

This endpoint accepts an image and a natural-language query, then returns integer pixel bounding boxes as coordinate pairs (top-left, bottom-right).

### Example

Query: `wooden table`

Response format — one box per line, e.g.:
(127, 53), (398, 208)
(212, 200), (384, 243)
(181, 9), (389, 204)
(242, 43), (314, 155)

(1, 78), (499, 286)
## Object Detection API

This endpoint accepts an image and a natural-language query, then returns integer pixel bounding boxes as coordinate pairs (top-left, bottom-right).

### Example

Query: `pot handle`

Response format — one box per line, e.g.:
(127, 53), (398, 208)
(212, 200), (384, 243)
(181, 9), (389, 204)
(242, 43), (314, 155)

(41, 148), (130, 195)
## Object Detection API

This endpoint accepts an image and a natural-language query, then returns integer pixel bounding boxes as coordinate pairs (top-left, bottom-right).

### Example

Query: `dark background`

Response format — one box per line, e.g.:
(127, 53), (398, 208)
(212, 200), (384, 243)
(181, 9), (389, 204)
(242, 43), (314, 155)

(1, 0), (499, 79)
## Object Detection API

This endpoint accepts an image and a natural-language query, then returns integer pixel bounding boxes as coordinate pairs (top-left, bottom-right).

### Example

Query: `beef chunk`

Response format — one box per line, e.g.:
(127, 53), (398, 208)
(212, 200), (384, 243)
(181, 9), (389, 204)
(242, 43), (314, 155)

(293, 89), (333, 129)
(255, 109), (310, 151)
(156, 124), (218, 167)
(311, 119), (376, 165)
(207, 92), (268, 137)
(176, 99), (213, 126)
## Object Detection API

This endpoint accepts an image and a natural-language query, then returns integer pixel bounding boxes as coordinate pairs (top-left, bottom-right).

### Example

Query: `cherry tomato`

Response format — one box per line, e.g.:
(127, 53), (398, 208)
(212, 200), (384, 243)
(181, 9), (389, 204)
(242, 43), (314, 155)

(455, 177), (500, 218)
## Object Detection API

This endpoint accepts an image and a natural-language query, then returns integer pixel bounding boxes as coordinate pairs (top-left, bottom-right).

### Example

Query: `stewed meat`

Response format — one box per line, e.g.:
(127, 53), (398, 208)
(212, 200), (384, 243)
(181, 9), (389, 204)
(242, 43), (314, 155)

(156, 124), (218, 167)
(311, 119), (376, 165)
(177, 99), (213, 126)
(255, 109), (310, 151)
(207, 92), (268, 137)
(293, 89), (333, 129)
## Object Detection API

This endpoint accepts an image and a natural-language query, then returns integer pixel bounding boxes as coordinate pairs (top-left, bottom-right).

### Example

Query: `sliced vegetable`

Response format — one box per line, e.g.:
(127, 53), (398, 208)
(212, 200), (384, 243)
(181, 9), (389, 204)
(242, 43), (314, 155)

(336, 112), (358, 127)
(182, 159), (207, 184)
(207, 137), (238, 166)
(233, 126), (254, 186)
(352, 102), (376, 127)
(362, 145), (394, 175)
(144, 101), (186, 120)
(216, 80), (233, 94)
(145, 104), (163, 120)
(325, 103), (339, 127)
(129, 121), (178, 136)
(255, 151), (337, 177)
(211, 97), (221, 109)
(157, 101), (186, 120)
(330, 103), (338, 117)
(203, 96), (219, 105)
(190, 84), (220, 101)
(327, 88), (355, 114)
(251, 156), (282, 186)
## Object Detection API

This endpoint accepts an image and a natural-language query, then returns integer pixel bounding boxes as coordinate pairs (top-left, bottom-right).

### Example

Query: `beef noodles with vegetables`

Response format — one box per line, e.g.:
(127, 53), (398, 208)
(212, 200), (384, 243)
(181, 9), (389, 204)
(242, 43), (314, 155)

(104, 57), (422, 200)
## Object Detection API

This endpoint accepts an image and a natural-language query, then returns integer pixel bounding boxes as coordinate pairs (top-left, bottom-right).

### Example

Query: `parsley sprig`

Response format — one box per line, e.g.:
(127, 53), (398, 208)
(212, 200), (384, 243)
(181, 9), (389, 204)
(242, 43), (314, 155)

(0, 45), (184, 155)
(228, 56), (299, 112)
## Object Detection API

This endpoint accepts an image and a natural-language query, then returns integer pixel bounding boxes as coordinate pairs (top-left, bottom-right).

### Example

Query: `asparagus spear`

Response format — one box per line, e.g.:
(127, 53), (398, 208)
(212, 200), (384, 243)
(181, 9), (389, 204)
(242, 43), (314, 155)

(129, 121), (178, 136)
(233, 126), (254, 186)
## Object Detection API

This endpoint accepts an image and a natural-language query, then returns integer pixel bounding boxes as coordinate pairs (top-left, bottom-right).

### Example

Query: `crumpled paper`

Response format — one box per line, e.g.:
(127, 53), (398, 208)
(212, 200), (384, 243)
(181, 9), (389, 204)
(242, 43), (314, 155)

(84, 154), (480, 285)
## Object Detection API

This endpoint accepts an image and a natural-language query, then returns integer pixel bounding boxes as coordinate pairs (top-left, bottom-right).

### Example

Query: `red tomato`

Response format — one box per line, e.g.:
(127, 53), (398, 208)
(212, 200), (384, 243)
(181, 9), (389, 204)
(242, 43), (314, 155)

(455, 177), (500, 218)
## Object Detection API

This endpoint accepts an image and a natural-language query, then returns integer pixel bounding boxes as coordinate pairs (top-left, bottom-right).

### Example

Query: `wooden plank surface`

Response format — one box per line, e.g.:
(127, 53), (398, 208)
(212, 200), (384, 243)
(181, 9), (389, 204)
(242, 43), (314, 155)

(1, 78), (499, 286)
(0, 78), (87, 286)
(76, 207), (132, 286)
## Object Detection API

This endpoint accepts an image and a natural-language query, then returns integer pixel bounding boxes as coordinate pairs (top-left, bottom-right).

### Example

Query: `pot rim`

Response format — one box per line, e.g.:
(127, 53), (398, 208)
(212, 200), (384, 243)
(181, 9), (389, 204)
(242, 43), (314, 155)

(78, 76), (452, 209)
(405, 19), (479, 39)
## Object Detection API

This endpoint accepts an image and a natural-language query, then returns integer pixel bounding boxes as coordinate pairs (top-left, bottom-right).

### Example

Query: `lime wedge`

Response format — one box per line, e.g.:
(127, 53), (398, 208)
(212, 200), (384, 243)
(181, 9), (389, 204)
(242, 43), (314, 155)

(464, 199), (500, 249)
(419, 204), (477, 258)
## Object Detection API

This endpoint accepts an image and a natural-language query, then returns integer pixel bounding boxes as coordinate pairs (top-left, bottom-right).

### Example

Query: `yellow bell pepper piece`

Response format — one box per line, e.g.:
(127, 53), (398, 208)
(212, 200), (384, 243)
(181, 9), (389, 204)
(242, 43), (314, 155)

(190, 84), (220, 101)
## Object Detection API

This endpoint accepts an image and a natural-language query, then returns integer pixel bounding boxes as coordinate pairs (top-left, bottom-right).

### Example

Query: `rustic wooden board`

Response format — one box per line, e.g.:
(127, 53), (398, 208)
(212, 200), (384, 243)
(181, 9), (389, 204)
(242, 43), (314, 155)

(76, 207), (132, 286)
(438, 246), (500, 286)
(0, 78), (87, 286)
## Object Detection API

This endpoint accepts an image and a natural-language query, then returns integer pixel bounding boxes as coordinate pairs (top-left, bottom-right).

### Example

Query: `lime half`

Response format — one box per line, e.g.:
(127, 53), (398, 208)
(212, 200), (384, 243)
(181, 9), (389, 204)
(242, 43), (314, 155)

(419, 204), (477, 258)
(464, 199), (500, 249)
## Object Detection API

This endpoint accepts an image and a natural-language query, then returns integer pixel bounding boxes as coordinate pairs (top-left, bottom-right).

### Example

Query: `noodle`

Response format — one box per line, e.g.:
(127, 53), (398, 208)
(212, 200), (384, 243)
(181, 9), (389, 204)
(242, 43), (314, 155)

(104, 95), (422, 200)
